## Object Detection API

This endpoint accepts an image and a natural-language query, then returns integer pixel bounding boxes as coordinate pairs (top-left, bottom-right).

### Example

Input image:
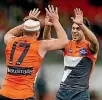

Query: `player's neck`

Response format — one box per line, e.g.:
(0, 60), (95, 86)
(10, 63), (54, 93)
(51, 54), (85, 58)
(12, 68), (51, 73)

(23, 35), (36, 40)
(73, 38), (85, 44)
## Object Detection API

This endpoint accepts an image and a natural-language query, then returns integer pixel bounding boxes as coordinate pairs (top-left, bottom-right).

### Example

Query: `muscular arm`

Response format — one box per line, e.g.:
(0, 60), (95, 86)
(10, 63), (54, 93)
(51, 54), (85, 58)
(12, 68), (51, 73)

(41, 5), (68, 52)
(4, 8), (41, 45)
(43, 15), (68, 41)
(40, 19), (68, 52)
(39, 5), (68, 58)
(72, 8), (99, 54)
(79, 24), (99, 53)
(4, 24), (24, 45)
(43, 25), (52, 40)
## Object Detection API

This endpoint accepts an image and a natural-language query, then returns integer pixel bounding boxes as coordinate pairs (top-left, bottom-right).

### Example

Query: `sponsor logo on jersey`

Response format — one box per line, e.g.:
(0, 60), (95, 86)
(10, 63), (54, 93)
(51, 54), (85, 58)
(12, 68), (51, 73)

(80, 48), (87, 56)
(7, 66), (33, 75)
(68, 48), (72, 53)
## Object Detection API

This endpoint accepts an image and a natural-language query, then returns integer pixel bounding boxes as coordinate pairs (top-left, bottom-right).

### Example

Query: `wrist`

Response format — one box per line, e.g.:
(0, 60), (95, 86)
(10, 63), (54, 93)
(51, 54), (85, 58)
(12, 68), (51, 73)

(18, 24), (24, 32)
(45, 24), (52, 27)
(45, 25), (51, 28)
(78, 23), (84, 27)
(52, 19), (59, 24)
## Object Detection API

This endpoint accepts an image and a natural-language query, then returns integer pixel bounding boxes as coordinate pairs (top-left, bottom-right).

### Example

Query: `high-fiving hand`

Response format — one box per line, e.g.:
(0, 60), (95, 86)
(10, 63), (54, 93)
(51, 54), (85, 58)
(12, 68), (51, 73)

(23, 8), (41, 21)
(45, 13), (53, 26)
(45, 5), (59, 23)
(71, 8), (83, 25)
(29, 8), (40, 18)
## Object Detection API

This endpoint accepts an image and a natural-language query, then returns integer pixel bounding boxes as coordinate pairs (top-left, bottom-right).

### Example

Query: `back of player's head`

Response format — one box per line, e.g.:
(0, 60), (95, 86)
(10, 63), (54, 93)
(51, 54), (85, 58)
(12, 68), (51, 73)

(23, 19), (40, 32)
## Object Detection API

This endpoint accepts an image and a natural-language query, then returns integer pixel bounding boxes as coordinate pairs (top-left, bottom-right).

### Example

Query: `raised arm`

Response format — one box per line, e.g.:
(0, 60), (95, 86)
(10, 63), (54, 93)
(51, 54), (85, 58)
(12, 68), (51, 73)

(4, 8), (41, 45)
(40, 5), (68, 52)
(71, 8), (99, 54)
(43, 13), (52, 40)
(45, 5), (67, 40)
(43, 5), (61, 40)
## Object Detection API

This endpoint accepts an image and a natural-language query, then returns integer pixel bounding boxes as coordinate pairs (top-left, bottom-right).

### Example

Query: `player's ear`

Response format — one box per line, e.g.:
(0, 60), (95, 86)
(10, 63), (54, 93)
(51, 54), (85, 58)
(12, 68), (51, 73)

(35, 32), (37, 36)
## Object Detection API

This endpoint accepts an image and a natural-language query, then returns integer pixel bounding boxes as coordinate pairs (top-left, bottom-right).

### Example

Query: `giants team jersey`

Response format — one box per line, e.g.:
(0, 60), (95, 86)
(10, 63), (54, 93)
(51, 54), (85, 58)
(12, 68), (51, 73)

(60, 40), (97, 90)
(0, 37), (43, 99)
